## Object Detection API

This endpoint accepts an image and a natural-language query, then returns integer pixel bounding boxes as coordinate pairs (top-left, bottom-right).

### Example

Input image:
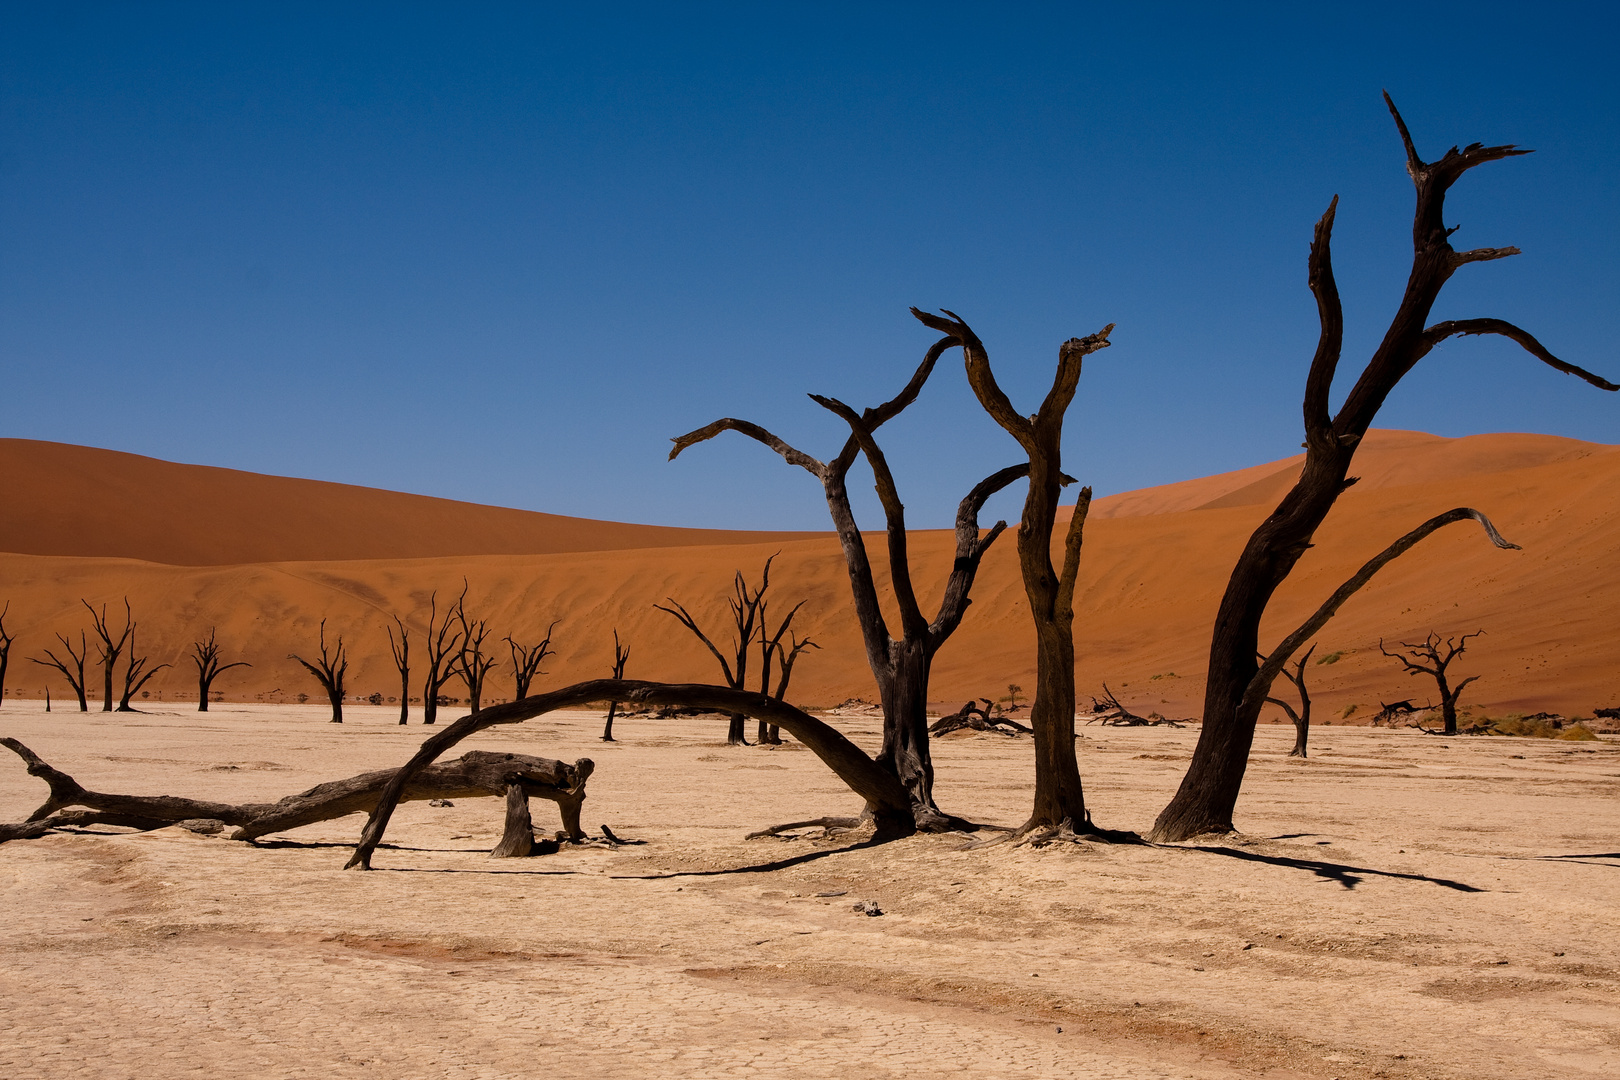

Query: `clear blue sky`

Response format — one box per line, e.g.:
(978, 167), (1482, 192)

(2, 3), (1615, 530)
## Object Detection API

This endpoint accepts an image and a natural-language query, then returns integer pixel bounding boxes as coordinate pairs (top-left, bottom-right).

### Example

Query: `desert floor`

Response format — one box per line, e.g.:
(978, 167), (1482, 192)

(1, 703), (1616, 1080)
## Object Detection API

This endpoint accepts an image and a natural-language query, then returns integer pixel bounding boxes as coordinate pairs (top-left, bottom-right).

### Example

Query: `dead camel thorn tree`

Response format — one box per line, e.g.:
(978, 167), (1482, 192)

(290, 620), (348, 723)
(452, 588), (498, 713)
(1263, 643), (1317, 758)
(600, 630), (630, 742)
(1150, 95), (1618, 844)
(31, 630), (89, 712)
(507, 620), (559, 701)
(116, 625), (168, 711)
(420, 590), (464, 726)
(1379, 631), (1483, 736)
(756, 598), (817, 745)
(656, 557), (777, 746)
(386, 615), (410, 724)
(0, 603), (14, 707)
(191, 629), (250, 712)
(916, 307), (1115, 840)
(85, 598), (133, 712)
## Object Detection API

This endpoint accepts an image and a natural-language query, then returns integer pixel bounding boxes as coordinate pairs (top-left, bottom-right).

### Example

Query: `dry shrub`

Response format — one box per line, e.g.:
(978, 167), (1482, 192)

(1484, 716), (1598, 740)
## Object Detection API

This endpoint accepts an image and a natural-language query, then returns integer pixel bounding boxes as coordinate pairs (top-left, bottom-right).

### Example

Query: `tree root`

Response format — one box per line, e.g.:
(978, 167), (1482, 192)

(746, 816), (864, 840)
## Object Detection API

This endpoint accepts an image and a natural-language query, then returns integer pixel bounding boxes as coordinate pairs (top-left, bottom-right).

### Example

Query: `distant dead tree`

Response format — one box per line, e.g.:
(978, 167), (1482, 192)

(31, 630), (89, 712)
(386, 615), (410, 724)
(672, 338), (1024, 828)
(116, 626), (169, 711)
(290, 620), (348, 723)
(451, 590), (497, 713)
(0, 603), (13, 708)
(1150, 96), (1617, 842)
(1085, 685), (1186, 727)
(507, 620), (559, 700)
(601, 630), (631, 743)
(756, 602), (817, 745)
(657, 559), (775, 746)
(420, 591), (463, 726)
(85, 599), (133, 712)
(1379, 631), (1483, 736)
(921, 307), (1113, 838)
(191, 629), (249, 712)
(1264, 643), (1317, 758)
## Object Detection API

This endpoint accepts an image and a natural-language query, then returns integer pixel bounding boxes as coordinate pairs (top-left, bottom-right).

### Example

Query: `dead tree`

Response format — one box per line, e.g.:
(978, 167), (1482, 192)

(1264, 643), (1316, 757)
(672, 335), (1023, 828)
(0, 603), (13, 708)
(420, 591), (463, 726)
(601, 630), (630, 742)
(191, 629), (249, 712)
(31, 631), (89, 711)
(1380, 631), (1482, 736)
(452, 590), (497, 712)
(343, 679), (921, 870)
(85, 599), (133, 712)
(656, 558), (774, 745)
(758, 608), (817, 744)
(930, 700), (1032, 737)
(1085, 685), (1186, 727)
(386, 615), (410, 724)
(0, 737), (593, 854)
(289, 620), (348, 723)
(920, 308), (1113, 836)
(1150, 97), (1617, 842)
(116, 626), (169, 711)
(507, 620), (559, 700)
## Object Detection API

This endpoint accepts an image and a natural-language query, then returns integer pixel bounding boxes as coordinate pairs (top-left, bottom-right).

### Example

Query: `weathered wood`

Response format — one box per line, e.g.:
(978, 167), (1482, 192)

(1379, 631), (1482, 736)
(289, 619), (348, 723)
(191, 628), (249, 713)
(0, 737), (593, 850)
(490, 783), (535, 857)
(1264, 643), (1316, 758)
(929, 700), (1032, 737)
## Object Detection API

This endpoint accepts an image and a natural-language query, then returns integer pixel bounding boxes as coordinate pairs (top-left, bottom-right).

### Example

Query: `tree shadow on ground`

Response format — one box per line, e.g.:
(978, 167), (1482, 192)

(610, 838), (886, 880)
(1185, 845), (1485, 892)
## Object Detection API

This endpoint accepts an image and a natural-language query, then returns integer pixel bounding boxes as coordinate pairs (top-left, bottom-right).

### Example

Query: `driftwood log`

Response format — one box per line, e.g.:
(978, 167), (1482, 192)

(0, 737), (592, 856)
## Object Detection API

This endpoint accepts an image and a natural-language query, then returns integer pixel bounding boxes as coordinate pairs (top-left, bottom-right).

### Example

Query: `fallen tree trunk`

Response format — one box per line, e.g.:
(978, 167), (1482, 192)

(0, 737), (593, 850)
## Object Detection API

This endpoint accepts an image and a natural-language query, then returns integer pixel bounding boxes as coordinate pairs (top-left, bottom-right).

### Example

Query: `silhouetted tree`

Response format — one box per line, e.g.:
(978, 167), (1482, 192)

(290, 620), (348, 723)
(756, 597), (817, 744)
(1264, 643), (1317, 758)
(420, 591), (462, 726)
(116, 626), (169, 711)
(0, 603), (13, 709)
(386, 615), (410, 724)
(1380, 631), (1482, 736)
(191, 629), (249, 712)
(673, 336), (1024, 828)
(451, 590), (497, 713)
(507, 620), (559, 700)
(657, 559), (776, 745)
(85, 599), (133, 712)
(1151, 96), (1617, 842)
(31, 631), (89, 712)
(601, 630), (631, 742)
(923, 307), (1114, 837)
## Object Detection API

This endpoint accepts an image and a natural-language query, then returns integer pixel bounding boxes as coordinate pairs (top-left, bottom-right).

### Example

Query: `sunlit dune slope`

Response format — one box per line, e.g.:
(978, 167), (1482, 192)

(1, 431), (1616, 721)
(0, 439), (819, 564)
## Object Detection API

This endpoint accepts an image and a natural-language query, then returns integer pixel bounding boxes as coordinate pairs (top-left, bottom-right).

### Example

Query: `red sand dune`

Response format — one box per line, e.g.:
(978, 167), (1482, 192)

(1, 431), (1616, 721)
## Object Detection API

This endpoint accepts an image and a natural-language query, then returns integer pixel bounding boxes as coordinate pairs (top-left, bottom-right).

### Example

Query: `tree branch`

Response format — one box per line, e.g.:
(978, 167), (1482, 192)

(669, 418), (826, 477)
(1417, 318), (1619, 391)
(1303, 196), (1343, 443)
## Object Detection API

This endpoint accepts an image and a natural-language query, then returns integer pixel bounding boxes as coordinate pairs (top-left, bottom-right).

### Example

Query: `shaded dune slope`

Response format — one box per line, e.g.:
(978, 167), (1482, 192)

(1, 431), (1616, 720)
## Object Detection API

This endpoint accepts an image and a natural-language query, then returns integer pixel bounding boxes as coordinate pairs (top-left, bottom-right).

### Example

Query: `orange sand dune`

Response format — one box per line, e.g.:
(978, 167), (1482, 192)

(0, 439), (819, 564)
(1, 431), (1617, 722)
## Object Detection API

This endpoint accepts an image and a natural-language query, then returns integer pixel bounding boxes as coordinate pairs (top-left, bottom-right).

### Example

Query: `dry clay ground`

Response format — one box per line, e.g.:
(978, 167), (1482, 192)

(1, 703), (1617, 1080)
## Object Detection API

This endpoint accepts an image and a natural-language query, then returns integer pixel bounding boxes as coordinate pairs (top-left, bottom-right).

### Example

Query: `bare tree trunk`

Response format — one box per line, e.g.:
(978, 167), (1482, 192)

(31, 631), (89, 712)
(86, 599), (132, 713)
(388, 616), (410, 725)
(1150, 97), (1617, 842)
(601, 630), (629, 743)
(191, 629), (249, 713)
(421, 591), (462, 726)
(1381, 632), (1481, 737)
(0, 603), (14, 708)
(117, 626), (168, 711)
(290, 620), (347, 724)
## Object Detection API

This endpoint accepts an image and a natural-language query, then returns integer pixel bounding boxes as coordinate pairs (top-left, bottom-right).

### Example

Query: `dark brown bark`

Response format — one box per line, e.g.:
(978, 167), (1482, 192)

(758, 606), (816, 744)
(0, 603), (13, 709)
(387, 616), (410, 724)
(1379, 631), (1482, 736)
(672, 335), (1021, 827)
(1264, 643), (1316, 758)
(116, 626), (169, 711)
(421, 591), (463, 726)
(930, 700), (1032, 737)
(656, 558), (775, 746)
(601, 630), (630, 742)
(452, 589), (497, 713)
(191, 629), (249, 713)
(344, 680), (918, 869)
(289, 619), (348, 723)
(30, 630), (89, 711)
(919, 308), (1113, 833)
(507, 620), (559, 701)
(1150, 97), (1617, 842)
(85, 599), (133, 712)
(490, 783), (535, 858)
(0, 737), (591, 850)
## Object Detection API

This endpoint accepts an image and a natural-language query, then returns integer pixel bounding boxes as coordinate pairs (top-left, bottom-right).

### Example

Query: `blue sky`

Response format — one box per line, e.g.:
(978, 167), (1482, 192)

(2, 3), (1615, 529)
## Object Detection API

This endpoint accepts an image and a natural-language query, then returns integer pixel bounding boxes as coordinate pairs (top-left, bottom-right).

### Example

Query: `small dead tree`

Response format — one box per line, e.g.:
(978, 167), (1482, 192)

(31, 631), (89, 712)
(757, 610), (817, 745)
(85, 599), (133, 712)
(930, 700), (1032, 737)
(117, 626), (169, 711)
(1151, 97), (1617, 843)
(0, 603), (13, 708)
(673, 338), (1024, 827)
(1085, 685), (1186, 727)
(1379, 631), (1483, 736)
(1264, 643), (1316, 757)
(420, 591), (463, 726)
(507, 620), (559, 700)
(386, 615), (410, 724)
(191, 630), (249, 712)
(290, 620), (348, 723)
(601, 630), (631, 742)
(657, 558), (775, 745)
(452, 591), (497, 713)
